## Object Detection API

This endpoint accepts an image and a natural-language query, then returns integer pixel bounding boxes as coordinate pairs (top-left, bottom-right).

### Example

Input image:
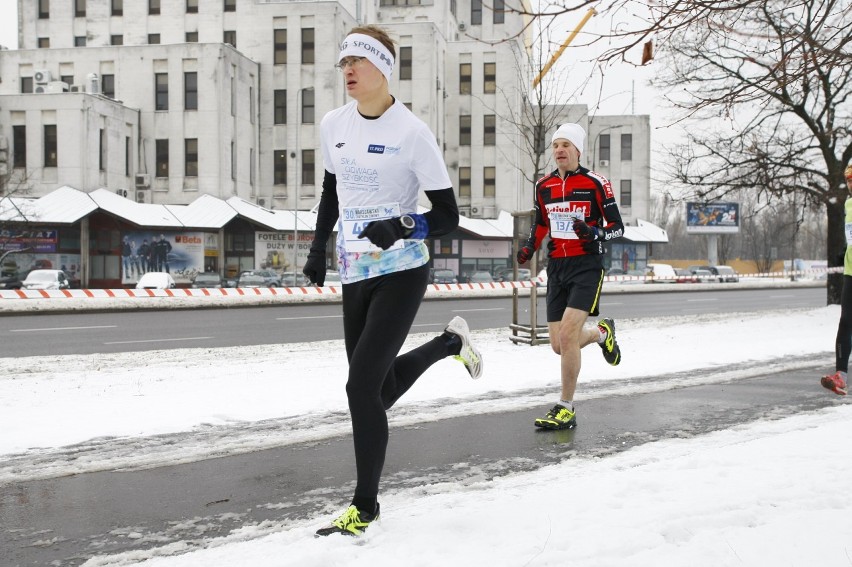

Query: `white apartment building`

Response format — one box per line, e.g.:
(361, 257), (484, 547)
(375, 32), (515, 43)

(1, 0), (654, 249)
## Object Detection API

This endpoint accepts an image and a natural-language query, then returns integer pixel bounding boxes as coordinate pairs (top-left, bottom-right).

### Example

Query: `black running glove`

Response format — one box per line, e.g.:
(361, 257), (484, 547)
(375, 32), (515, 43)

(517, 246), (533, 264)
(581, 240), (605, 255)
(358, 218), (406, 250)
(302, 247), (327, 287)
(573, 219), (602, 241)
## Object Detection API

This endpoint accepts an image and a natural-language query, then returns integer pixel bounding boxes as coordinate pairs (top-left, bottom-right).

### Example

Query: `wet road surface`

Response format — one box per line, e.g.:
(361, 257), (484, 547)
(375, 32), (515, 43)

(1, 361), (845, 566)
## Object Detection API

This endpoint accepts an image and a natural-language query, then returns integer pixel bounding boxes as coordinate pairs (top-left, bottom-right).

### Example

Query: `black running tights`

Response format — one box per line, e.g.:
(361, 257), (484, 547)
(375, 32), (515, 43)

(341, 264), (450, 505)
(835, 275), (852, 373)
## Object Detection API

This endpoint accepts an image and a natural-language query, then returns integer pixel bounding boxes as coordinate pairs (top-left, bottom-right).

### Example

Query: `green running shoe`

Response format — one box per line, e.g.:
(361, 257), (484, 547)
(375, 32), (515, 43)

(315, 504), (380, 537)
(534, 404), (577, 430)
(598, 318), (621, 366)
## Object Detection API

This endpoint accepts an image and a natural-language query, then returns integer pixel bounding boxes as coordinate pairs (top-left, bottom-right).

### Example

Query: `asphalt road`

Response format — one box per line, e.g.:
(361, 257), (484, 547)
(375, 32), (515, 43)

(0, 286), (825, 357)
(0, 356), (844, 566)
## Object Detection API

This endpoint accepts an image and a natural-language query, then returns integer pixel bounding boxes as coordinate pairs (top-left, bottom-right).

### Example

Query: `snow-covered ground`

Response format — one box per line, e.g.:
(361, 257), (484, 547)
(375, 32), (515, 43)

(2, 298), (850, 566)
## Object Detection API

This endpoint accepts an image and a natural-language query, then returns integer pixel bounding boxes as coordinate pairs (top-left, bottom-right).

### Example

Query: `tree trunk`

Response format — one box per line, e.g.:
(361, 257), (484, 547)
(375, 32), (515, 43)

(826, 199), (845, 305)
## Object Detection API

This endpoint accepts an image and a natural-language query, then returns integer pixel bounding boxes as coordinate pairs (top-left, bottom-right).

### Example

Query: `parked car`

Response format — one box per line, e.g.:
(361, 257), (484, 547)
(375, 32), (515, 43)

(235, 273), (267, 288)
(467, 270), (495, 283)
(692, 268), (714, 281)
(239, 269), (281, 287)
(0, 268), (23, 289)
(494, 268), (532, 282)
(429, 268), (458, 284)
(190, 272), (224, 288)
(606, 268), (645, 284)
(713, 265), (740, 283)
(675, 268), (699, 283)
(280, 272), (309, 287)
(135, 272), (176, 289)
(644, 263), (678, 283)
(22, 269), (71, 290)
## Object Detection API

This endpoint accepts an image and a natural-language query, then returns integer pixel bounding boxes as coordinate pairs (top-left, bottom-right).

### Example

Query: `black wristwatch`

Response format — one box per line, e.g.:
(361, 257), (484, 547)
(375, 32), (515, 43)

(399, 214), (416, 238)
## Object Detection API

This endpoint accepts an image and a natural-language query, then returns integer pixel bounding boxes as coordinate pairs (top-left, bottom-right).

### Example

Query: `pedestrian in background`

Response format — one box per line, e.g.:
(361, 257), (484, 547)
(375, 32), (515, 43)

(822, 163), (852, 396)
(517, 123), (625, 431)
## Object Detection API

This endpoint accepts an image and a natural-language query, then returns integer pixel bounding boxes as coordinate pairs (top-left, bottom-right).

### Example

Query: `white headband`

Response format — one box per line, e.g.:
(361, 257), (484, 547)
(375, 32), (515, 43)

(339, 33), (394, 82)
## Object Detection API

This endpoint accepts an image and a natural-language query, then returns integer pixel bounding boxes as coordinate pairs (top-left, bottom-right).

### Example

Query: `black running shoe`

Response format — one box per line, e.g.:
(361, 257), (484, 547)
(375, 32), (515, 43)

(534, 404), (577, 430)
(598, 318), (621, 366)
(315, 503), (380, 537)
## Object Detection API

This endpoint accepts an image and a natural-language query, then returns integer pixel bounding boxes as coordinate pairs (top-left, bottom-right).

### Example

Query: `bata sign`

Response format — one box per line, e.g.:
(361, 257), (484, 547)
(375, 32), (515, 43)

(462, 240), (510, 258)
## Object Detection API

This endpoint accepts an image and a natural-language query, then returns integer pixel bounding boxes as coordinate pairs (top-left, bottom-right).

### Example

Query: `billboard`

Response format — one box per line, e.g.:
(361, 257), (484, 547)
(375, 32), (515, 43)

(686, 202), (740, 234)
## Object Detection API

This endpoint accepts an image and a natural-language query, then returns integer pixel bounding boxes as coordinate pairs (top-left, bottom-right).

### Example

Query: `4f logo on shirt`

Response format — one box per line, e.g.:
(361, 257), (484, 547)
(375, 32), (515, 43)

(335, 142), (345, 148)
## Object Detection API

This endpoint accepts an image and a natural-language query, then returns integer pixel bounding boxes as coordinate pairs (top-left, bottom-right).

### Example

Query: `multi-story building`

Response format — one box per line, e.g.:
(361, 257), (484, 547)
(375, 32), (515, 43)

(0, 0), (660, 286)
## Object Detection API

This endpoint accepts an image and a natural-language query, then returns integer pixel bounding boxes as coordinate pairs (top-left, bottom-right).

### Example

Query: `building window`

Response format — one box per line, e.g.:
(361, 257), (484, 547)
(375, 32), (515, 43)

(186, 0), (198, 14)
(224, 30), (236, 47)
(483, 62), (496, 93)
(99, 129), (106, 171)
(274, 29), (287, 64)
(44, 125), (58, 167)
(224, 0), (236, 12)
(459, 167), (471, 197)
(274, 89), (287, 124)
(230, 75), (236, 116)
(399, 46), (412, 80)
(471, 0), (482, 25)
(74, 36), (86, 46)
(39, 0), (49, 19)
(231, 142), (236, 180)
(301, 88), (314, 123)
(301, 28), (315, 64)
(148, 34), (160, 44)
(111, 0), (123, 16)
(621, 133), (633, 160)
(101, 74), (115, 98)
(459, 63), (472, 94)
(493, 0), (505, 23)
(274, 150), (287, 185)
(484, 166), (496, 197)
(61, 74), (73, 86)
(484, 115), (496, 146)
(302, 149), (315, 185)
(620, 180), (632, 207)
(184, 72), (197, 110)
(126, 136), (131, 176)
(155, 73), (168, 111)
(149, 0), (160, 15)
(534, 125), (546, 154)
(12, 126), (26, 168)
(599, 134), (611, 161)
(111, 35), (123, 46)
(38, 38), (50, 48)
(156, 139), (169, 176)
(250, 148), (255, 185)
(185, 139), (198, 177)
(185, 31), (198, 42)
(75, 0), (86, 17)
(459, 115), (471, 146)
(21, 77), (33, 94)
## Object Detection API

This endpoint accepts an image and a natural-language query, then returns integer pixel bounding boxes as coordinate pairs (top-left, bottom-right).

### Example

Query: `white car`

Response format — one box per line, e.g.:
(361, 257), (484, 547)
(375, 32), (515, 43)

(645, 263), (678, 283)
(136, 272), (176, 289)
(22, 269), (71, 290)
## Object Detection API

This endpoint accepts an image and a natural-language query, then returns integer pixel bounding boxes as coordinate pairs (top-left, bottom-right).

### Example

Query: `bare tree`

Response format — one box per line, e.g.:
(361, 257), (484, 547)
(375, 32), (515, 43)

(650, 0), (851, 303)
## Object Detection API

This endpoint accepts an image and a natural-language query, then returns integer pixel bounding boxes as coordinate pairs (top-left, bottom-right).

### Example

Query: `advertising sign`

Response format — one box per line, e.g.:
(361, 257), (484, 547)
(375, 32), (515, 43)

(122, 231), (206, 285)
(686, 202), (740, 234)
(255, 231), (314, 271)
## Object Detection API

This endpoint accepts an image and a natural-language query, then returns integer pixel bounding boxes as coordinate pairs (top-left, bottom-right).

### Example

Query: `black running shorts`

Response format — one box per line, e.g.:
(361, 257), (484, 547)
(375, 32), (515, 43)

(545, 255), (605, 322)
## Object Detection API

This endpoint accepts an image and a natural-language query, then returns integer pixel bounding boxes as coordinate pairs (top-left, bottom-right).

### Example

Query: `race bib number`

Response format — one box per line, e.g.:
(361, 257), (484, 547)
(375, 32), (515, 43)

(342, 203), (404, 253)
(549, 210), (583, 239)
(846, 222), (852, 246)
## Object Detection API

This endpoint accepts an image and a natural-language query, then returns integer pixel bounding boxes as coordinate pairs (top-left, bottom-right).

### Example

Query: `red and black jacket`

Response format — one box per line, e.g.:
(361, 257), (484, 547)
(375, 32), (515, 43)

(524, 166), (624, 259)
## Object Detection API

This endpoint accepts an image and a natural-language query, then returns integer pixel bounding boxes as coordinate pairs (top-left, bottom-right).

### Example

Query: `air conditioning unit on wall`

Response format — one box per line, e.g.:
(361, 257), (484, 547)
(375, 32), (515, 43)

(136, 191), (148, 203)
(470, 206), (481, 217)
(34, 69), (52, 84)
(599, 159), (610, 167)
(135, 173), (150, 187)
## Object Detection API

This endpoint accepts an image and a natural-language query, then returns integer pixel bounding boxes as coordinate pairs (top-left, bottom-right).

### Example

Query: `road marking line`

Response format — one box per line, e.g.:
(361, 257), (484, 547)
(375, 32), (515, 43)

(10, 325), (117, 332)
(686, 298), (718, 302)
(451, 308), (505, 312)
(104, 337), (212, 345)
(275, 315), (343, 320)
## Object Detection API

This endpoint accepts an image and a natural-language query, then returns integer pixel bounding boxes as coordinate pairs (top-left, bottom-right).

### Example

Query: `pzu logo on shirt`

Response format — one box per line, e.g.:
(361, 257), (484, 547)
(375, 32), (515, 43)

(367, 144), (402, 155)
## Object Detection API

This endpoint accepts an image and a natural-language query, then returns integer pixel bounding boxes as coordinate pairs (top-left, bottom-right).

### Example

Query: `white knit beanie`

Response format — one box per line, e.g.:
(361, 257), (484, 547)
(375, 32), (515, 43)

(551, 123), (585, 155)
